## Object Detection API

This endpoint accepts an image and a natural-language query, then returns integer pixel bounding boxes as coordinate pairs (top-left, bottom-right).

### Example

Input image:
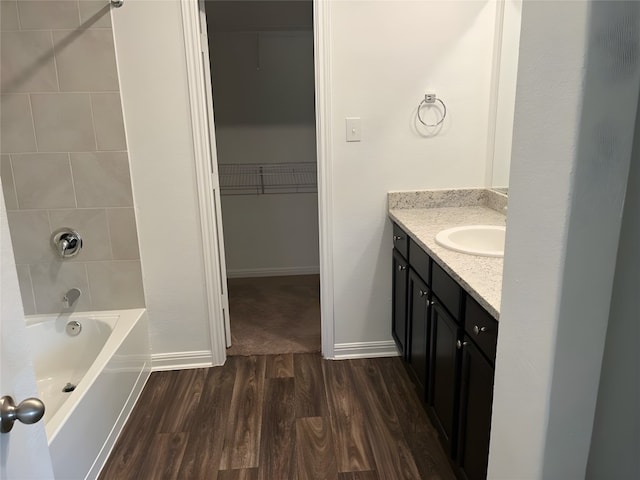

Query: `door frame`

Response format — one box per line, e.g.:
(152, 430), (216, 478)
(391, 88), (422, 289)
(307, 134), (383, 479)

(180, 0), (335, 361)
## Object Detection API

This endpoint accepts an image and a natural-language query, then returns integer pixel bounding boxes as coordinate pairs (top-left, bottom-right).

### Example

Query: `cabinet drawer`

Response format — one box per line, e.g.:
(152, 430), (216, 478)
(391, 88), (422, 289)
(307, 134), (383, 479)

(409, 239), (431, 285)
(464, 296), (498, 362)
(432, 262), (461, 320)
(392, 223), (409, 259)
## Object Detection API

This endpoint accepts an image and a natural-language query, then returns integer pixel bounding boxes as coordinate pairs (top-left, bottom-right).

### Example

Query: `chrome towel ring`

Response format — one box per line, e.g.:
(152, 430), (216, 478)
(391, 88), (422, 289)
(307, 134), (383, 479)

(417, 93), (447, 127)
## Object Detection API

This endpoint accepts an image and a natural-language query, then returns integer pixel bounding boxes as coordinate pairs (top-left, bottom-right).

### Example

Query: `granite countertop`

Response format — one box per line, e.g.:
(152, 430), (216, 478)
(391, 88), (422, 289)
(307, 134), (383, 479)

(388, 189), (507, 319)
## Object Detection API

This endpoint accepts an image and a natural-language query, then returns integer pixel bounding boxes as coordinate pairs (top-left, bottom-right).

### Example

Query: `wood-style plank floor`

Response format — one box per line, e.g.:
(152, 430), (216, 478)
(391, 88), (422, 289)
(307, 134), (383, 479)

(99, 354), (456, 480)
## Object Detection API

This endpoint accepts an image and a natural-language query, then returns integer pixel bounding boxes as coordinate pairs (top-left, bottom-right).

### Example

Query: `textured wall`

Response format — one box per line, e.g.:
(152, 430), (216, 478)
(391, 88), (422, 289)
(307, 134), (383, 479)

(490, 2), (640, 477)
(586, 95), (640, 479)
(0, 0), (144, 314)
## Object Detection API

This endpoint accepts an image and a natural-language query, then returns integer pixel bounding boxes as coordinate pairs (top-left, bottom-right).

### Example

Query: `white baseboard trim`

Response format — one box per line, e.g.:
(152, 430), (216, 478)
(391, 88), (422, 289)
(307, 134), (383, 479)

(226, 266), (320, 278)
(151, 350), (216, 371)
(333, 340), (400, 359)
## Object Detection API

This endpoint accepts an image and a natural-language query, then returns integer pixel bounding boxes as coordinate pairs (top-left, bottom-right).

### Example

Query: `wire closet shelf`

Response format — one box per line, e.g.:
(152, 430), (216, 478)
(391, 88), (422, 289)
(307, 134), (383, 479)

(218, 162), (317, 195)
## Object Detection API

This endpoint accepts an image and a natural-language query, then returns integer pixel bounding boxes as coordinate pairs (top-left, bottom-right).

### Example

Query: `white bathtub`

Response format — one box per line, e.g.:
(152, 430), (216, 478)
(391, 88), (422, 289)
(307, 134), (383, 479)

(26, 309), (151, 480)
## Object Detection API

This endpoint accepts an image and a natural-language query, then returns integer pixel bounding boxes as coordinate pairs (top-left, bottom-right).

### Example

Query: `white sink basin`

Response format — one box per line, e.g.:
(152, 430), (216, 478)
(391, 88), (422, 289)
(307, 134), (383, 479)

(435, 225), (506, 258)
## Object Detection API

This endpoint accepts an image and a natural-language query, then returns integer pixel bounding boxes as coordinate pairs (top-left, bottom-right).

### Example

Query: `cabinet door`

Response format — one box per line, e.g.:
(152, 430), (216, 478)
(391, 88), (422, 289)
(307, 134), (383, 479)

(430, 300), (459, 455)
(457, 338), (495, 480)
(392, 248), (409, 357)
(407, 269), (430, 400)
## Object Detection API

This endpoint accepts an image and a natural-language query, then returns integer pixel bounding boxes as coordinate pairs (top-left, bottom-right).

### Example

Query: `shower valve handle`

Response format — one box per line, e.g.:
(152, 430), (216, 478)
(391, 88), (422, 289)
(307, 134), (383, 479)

(51, 228), (83, 258)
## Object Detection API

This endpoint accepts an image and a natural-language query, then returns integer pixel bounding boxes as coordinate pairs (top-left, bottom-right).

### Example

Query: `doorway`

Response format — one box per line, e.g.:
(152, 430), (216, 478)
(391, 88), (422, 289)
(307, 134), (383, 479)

(203, 1), (321, 356)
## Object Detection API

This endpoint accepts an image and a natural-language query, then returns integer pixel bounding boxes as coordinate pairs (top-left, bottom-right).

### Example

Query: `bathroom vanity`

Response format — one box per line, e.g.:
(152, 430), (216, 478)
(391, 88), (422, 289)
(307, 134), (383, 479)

(388, 189), (506, 480)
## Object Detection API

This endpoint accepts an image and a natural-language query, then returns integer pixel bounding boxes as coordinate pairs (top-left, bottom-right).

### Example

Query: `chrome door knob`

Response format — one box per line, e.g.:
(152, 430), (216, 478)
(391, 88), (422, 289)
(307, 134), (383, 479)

(1, 396), (45, 433)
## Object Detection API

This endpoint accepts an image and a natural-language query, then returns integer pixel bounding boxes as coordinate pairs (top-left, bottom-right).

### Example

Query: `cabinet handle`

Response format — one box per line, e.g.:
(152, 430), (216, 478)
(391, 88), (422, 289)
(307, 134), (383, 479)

(393, 235), (403, 241)
(473, 325), (487, 336)
(419, 290), (428, 297)
(398, 265), (406, 271)
(456, 340), (468, 350)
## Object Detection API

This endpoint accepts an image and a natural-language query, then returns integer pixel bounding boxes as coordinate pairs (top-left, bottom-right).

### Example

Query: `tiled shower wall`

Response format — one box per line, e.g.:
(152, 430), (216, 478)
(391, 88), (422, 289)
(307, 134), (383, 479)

(0, 0), (145, 314)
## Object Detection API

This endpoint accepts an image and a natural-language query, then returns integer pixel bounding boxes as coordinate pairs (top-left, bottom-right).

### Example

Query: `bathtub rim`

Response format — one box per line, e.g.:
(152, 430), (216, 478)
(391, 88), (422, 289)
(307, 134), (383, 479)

(25, 308), (146, 443)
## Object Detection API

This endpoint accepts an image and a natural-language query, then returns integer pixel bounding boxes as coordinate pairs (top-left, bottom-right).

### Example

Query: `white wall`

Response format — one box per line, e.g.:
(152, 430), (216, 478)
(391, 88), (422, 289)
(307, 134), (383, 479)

(489, 2), (640, 478)
(209, 28), (319, 276)
(214, 125), (316, 165)
(586, 93), (640, 479)
(329, 0), (498, 345)
(221, 194), (319, 277)
(111, 1), (213, 361)
(209, 30), (315, 125)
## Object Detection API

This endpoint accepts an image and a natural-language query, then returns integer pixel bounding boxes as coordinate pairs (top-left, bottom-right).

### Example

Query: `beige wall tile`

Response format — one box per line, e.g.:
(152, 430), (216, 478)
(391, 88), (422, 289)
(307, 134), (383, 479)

(107, 208), (139, 260)
(49, 208), (111, 261)
(87, 260), (145, 309)
(17, 1), (80, 30)
(6, 210), (53, 263)
(16, 264), (36, 315)
(0, 94), (37, 153)
(1, 155), (18, 210)
(30, 93), (96, 152)
(53, 29), (118, 92)
(78, 1), (111, 29)
(11, 153), (76, 209)
(70, 152), (133, 207)
(30, 262), (91, 313)
(91, 93), (126, 150)
(1, 31), (58, 93)
(1, 1), (20, 32)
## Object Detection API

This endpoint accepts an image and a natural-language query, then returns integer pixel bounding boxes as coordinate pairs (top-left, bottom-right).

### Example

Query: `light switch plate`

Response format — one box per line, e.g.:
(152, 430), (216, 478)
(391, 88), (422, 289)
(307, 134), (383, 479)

(346, 117), (361, 142)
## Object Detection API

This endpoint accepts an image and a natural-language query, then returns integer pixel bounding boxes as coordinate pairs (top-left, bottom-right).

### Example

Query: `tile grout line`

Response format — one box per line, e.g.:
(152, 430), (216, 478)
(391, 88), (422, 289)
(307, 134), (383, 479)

(26, 93), (40, 153)
(82, 262), (93, 310)
(7, 155), (21, 209)
(6, 149), (128, 155)
(104, 207), (116, 261)
(74, 0), (82, 27)
(50, 29), (61, 92)
(88, 92), (100, 151)
(15, 0), (22, 31)
(67, 152), (79, 208)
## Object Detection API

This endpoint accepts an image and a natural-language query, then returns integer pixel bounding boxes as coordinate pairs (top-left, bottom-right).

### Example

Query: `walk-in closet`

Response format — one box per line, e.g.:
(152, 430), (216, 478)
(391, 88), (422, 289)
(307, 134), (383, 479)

(204, 0), (320, 355)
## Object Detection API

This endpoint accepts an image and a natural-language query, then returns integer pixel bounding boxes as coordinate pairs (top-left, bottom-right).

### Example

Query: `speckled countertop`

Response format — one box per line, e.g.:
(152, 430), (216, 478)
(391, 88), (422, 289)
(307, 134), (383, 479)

(388, 189), (507, 319)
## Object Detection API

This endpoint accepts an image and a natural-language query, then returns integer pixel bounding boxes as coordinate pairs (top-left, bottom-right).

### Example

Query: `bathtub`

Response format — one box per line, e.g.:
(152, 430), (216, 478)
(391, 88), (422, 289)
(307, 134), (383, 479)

(25, 308), (151, 480)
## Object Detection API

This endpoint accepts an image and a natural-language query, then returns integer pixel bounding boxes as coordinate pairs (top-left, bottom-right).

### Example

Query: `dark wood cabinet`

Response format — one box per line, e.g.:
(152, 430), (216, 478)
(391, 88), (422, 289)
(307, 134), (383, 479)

(390, 221), (498, 479)
(430, 300), (460, 455)
(392, 223), (409, 258)
(465, 297), (499, 362)
(432, 262), (461, 318)
(407, 269), (431, 400)
(392, 247), (409, 358)
(457, 338), (495, 480)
